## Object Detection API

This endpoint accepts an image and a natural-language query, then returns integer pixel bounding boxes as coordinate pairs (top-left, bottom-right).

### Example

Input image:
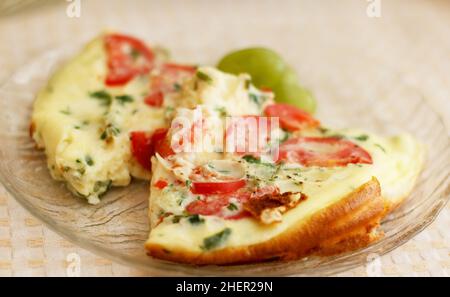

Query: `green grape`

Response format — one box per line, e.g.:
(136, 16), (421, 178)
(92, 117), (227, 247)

(217, 47), (288, 89)
(274, 78), (317, 114)
(218, 48), (317, 113)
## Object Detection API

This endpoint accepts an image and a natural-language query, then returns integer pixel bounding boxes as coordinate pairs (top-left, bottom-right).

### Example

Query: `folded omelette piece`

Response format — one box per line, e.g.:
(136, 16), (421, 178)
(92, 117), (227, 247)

(30, 33), (194, 203)
(145, 74), (424, 265)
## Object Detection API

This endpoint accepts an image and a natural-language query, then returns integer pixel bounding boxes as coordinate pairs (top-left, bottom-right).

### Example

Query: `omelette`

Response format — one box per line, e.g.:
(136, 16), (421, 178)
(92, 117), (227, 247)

(30, 33), (424, 264)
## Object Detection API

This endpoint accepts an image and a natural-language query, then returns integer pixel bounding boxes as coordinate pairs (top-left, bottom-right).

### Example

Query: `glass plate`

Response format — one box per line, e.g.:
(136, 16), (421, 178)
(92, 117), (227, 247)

(0, 43), (448, 276)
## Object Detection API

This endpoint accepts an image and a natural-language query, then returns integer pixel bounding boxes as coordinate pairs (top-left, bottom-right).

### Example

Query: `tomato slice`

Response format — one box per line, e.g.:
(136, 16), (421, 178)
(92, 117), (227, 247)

(278, 136), (373, 166)
(264, 103), (320, 132)
(154, 179), (168, 190)
(186, 196), (231, 216)
(105, 34), (155, 86)
(190, 180), (246, 195)
(152, 128), (175, 158)
(144, 91), (164, 107)
(186, 190), (249, 218)
(144, 63), (196, 107)
(130, 131), (154, 170)
(130, 128), (170, 170)
(185, 185), (277, 219)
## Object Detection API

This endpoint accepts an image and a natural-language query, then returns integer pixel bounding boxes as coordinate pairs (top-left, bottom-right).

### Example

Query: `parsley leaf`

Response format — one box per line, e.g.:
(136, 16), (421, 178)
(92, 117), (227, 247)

(242, 155), (260, 164)
(188, 214), (205, 225)
(196, 71), (213, 84)
(354, 134), (369, 141)
(115, 95), (134, 105)
(227, 203), (238, 211)
(90, 90), (112, 106)
(201, 228), (232, 250)
(85, 155), (94, 166)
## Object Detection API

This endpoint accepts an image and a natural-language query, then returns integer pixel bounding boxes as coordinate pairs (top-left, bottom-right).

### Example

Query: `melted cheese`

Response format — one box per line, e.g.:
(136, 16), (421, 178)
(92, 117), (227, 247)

(179, 67), (272, 116)
(147, 123), (425, 253)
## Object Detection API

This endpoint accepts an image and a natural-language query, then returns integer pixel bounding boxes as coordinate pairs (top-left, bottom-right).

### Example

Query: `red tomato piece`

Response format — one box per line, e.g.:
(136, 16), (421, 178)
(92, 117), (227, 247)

(144, 63), (196, 107)
(154, 179), (168, 190)
(186, 197), (231, 216)
(149, 63), (196, 94)
(185, 185), (278, 220)
(130, 128), (170, 170)
(190, 180), (246, 195)
(152, 128), (175, 158)
(264, 103), (320, 132)
(162, 63), (197, 74)
(130, 131), (153, 170)
(144, 91), (164, 107)
(278, 136), (373, 166)
(105, 34), (155, 86)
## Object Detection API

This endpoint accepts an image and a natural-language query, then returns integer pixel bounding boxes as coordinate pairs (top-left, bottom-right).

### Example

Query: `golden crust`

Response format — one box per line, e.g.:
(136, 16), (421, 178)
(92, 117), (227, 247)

(146, 177), (387, 265)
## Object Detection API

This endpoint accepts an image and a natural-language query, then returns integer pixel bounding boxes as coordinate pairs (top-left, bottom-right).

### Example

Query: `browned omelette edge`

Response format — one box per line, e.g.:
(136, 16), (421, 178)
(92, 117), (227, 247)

(146, 177), (387, 265)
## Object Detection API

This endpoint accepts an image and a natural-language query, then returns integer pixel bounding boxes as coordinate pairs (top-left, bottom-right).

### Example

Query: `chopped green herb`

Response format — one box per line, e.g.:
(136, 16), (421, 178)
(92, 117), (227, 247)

(177, 194), (186, 206)
(172, 215), (182, 223)
(60, 108), (71, 115)
(74, 125), (81, 130)
(227, 203), (238, 211)
(201, 228), (232, 250)
(249, 93), (261, 106)
(185, 180), (192, 188)
(85, 155), (94, 166)
(279, 130), (291, 143)
(215, 106), (228, 117)
(130, 48), (141, 60)
(173, 83), (182, 91)
(90, 90), (112, 106)
(242, 155), (275, 168)
(77, 167), (86, 175)
(329, 134), (345, 139)
(100, 124), (121, 140)
(374, 143), (386, 153)
(319, 127), (329, 134)
(115, 95), (134, 105)
(164, 106), (175, 118)
(188, 214), (205, 225)
(242, 155), (260, 164)
(196, 71), (213, 83)
(93, 180), (112, 194)
(354, 134), (369, 141)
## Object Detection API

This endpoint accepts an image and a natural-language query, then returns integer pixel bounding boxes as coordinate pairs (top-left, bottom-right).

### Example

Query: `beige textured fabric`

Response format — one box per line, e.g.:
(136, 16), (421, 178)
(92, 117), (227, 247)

(0, 0), (448, 276)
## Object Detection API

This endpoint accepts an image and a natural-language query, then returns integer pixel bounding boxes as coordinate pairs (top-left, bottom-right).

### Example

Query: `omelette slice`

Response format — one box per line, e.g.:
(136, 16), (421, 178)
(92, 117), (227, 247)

(30, 33), (195, 203)
(145, 71), (424, 265)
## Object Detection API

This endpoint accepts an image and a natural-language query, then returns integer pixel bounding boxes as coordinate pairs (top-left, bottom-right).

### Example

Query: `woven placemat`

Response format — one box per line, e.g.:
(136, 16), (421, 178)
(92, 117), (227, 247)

(0, 0), (448, 276)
